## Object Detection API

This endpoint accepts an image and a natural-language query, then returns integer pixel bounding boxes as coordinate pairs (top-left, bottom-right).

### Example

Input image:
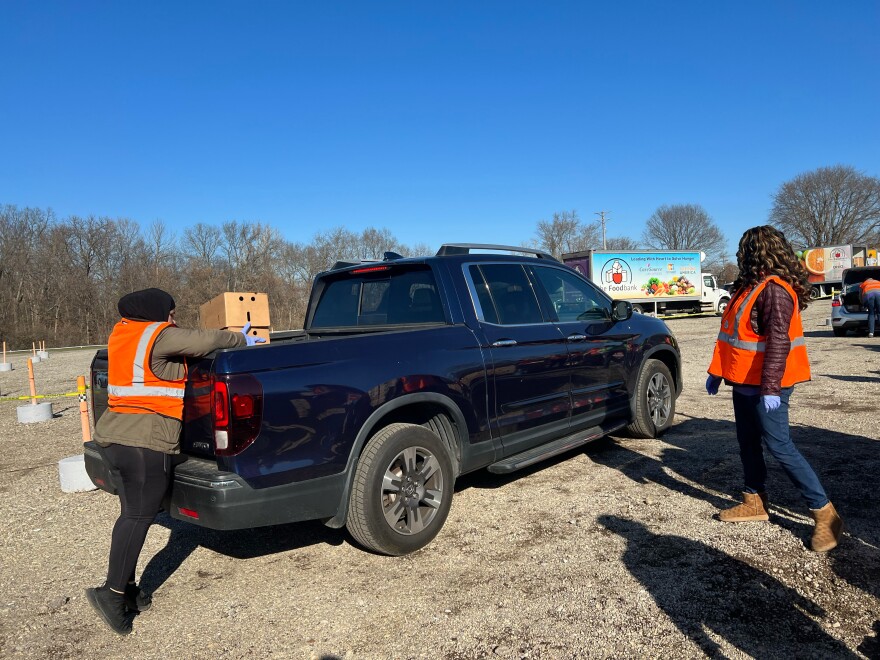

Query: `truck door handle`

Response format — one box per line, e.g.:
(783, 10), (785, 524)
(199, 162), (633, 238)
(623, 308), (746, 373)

(567, 334), (587, 342)
(491, 339), (517, 347)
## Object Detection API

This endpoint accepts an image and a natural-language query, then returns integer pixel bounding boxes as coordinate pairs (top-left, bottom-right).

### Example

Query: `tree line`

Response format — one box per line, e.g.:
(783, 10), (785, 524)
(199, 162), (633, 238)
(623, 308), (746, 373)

(0, 208), (430, 349)
(2, 164), (878, 349)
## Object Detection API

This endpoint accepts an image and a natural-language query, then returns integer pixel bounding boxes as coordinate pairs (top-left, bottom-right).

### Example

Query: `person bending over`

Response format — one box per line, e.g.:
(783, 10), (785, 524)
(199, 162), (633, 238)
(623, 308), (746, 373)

(86, 288), (263, 634)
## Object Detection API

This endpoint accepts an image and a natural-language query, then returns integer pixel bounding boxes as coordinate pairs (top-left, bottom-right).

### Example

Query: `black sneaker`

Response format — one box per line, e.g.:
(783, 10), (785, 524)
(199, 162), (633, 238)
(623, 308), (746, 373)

(124, 583), (152, 612)
(85, 586), (132, 635)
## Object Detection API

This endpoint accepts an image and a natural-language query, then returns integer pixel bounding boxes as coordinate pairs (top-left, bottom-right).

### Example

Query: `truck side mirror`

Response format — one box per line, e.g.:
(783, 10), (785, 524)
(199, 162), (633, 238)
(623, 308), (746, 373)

(611, 300), (632, 322)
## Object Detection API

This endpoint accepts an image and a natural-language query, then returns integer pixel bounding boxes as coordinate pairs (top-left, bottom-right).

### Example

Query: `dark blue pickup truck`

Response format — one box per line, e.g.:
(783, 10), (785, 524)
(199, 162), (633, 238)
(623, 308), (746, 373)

(85, 244), (681, 555)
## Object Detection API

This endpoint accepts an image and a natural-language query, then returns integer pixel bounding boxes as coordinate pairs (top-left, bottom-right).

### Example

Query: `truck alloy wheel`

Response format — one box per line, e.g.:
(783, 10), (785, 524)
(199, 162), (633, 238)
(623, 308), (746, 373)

(627, 359), (675, 438)
(347, 423), (454, 555)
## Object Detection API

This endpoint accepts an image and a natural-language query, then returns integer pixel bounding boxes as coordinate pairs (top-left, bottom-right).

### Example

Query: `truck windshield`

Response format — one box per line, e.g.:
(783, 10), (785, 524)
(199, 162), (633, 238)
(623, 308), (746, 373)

(311, 265), (445, 328)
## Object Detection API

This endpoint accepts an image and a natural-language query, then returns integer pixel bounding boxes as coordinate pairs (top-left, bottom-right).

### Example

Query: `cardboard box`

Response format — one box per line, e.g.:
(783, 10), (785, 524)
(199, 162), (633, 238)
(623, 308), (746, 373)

(225, 325), (271, 344)
(199, 292), (270, 330)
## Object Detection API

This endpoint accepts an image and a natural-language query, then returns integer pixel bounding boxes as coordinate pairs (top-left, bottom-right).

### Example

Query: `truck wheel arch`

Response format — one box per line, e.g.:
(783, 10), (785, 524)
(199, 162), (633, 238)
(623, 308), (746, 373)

(634, 345), (681, 398)
(322, 392), (468, 529)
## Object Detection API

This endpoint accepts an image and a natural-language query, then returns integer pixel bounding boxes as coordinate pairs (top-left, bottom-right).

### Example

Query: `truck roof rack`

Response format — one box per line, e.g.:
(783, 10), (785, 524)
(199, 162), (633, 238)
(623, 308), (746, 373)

(436, 243), (558, 262)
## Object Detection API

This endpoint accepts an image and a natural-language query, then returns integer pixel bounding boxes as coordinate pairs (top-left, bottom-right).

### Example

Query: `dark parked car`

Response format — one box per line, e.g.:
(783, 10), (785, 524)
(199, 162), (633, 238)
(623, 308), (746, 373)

(85, 244), (682, 555)
(831, 266), (880, 336)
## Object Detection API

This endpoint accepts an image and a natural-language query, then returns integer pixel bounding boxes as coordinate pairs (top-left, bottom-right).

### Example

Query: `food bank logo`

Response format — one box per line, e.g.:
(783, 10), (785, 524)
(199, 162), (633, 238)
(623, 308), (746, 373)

(602, 259), (631, 285)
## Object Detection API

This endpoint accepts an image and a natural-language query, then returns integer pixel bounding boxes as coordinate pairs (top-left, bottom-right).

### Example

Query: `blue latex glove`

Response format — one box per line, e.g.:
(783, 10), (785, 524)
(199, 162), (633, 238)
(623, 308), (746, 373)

(241, 322), (267, 346)
(705, 375), (722, 395)
(762, 395), (781, 413)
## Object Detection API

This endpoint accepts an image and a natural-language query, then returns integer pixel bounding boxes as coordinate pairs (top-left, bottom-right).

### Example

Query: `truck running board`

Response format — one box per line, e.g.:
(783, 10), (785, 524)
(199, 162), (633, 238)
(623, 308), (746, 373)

(487, 420), (628, 474)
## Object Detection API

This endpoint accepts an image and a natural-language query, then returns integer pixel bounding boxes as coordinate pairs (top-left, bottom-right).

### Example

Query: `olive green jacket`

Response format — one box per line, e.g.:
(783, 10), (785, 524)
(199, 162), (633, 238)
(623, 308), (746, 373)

(95, 327), (247, 454)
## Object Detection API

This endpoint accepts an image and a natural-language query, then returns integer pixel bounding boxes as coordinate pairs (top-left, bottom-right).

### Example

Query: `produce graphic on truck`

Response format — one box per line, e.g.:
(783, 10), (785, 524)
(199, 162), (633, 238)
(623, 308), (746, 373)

(795, 244), (867, 299)
(562, 249), (729, 315)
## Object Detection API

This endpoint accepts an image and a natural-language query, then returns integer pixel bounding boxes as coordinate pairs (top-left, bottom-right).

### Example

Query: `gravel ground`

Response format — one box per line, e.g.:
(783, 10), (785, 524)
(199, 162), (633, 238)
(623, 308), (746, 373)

(1, 304), (879, 659)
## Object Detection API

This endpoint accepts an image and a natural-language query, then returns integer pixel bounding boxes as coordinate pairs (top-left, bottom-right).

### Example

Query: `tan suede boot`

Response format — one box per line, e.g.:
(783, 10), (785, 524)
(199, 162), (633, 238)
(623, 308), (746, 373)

(810, 502), (843, 552)
(719, 492), (770, 522)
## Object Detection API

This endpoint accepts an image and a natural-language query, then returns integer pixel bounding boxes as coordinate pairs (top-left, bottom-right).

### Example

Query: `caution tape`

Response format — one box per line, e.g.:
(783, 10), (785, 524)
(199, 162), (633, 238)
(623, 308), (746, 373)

(0, 387), (90, 402)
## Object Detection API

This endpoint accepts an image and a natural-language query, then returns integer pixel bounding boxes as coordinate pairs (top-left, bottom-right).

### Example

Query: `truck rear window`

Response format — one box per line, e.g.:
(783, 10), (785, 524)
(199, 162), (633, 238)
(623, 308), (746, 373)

(311, 266), (446, 328)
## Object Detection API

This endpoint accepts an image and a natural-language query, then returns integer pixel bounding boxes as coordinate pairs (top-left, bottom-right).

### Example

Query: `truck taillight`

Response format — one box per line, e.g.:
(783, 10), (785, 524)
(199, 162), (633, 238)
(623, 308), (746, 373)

(212, 375), (262, 457)
(213, 381), (229, 427)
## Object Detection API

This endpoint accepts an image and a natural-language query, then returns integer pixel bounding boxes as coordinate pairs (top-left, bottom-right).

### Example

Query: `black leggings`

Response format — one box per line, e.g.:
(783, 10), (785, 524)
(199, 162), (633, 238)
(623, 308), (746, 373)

(102, 444), (170, 592)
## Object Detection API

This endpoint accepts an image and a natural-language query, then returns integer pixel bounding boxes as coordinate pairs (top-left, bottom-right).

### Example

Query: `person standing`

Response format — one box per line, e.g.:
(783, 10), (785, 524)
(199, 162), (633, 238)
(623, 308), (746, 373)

(86, 288), (263, 635)
(705, 226), (842, 553)
(859, 277), (880, 337)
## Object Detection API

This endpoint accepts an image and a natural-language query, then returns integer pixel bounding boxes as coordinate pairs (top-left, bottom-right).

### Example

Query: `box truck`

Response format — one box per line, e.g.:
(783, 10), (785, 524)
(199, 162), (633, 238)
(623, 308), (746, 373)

(796, 244), (867, 299)
(561, 249), (730, 316)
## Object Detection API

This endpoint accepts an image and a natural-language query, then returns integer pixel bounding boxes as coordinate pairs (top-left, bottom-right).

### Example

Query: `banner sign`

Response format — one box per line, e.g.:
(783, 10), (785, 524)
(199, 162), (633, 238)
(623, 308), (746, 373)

(590, 252), (702, 301)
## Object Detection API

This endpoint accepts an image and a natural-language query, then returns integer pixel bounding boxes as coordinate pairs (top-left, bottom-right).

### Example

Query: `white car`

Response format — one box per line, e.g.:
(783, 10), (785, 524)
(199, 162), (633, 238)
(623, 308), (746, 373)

(830, 266), (880, 336)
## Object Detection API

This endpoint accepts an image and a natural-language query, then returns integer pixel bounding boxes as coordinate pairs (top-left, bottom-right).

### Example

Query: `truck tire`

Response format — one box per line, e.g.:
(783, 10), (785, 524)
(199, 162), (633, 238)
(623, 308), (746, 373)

(632, 304), (645, 314)
(347, 423), (454, 556)
(809, 286), (821, 300)
(716, 297), (729, 316)
(626, 359), (675, 439)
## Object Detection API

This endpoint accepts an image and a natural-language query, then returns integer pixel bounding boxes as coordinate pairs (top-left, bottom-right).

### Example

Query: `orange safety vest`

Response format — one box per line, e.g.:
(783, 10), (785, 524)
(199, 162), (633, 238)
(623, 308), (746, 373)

(107, 319), (186, 419)
(708, 276), (811, 387)
(860, 279), (880, 298)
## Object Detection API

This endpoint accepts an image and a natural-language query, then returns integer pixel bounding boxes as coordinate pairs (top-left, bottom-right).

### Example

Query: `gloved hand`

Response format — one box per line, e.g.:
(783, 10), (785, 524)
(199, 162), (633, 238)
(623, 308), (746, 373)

(705, 375), (722, 395)
(241, 322), (267, 346)
(762, 395), (781, 413)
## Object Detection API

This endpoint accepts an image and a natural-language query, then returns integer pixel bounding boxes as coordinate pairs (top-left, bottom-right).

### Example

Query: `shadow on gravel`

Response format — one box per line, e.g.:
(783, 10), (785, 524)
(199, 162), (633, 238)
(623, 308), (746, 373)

(804, 329), (836, 338)
(819, 371), (880, 384)
(457, 412), (880, 621)
(599, 516), (858, 658)
(608, 415), (880, 607)
(138, 514), (345, 594)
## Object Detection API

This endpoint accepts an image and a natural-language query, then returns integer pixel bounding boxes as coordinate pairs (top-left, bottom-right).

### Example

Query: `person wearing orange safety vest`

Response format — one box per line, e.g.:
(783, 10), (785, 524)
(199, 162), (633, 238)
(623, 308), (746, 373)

(85, 288), (263, 635)
(858, 278), (880, 337)
(706, 226), (842, 553)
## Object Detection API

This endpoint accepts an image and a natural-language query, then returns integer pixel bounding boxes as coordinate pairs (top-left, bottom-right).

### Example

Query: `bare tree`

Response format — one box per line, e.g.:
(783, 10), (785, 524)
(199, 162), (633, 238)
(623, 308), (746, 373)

(403, 241), (434, 257)
(532, 210), (601, 259)
(184, 223), (223, 268)
(358, 227), (401, 260)
(604, 236), (641, 250)
(769, 165), (880, 247)
(148, 219), (177, 282)
(642, 204), (726, 262)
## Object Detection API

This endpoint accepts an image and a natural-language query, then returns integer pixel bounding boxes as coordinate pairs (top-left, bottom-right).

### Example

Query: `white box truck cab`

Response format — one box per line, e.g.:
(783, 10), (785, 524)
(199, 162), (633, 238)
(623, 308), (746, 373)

(561, 250), (730, 316)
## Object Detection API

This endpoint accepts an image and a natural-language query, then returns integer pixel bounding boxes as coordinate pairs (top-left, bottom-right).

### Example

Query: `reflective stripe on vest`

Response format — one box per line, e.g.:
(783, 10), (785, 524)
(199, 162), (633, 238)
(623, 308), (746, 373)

(708, 276), (811, 387)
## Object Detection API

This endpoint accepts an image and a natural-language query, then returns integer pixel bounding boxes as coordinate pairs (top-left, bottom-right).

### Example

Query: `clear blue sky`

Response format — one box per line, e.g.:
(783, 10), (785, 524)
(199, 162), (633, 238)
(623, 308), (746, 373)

(2, 1), (878, 258)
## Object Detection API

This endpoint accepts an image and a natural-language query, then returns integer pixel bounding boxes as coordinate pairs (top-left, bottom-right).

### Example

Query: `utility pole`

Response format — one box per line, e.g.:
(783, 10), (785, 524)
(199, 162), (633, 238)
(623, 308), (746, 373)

(594, 211), (610, 249)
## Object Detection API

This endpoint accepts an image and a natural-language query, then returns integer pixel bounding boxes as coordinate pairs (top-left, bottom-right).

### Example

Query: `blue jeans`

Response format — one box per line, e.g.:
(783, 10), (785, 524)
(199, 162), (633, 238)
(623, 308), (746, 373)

(866, 292), (880, 335)
(731, 387), (829, 510)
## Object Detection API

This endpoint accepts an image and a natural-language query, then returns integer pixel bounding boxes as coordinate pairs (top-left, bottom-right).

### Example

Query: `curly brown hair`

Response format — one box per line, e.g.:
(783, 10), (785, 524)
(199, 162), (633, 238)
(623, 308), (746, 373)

(732, 225), (811, 309)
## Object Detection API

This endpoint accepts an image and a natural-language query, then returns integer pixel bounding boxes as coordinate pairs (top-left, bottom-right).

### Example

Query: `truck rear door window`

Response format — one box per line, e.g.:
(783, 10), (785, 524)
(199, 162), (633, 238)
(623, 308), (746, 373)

(311, 266), (445, 328)
(469, 264), (544, 325)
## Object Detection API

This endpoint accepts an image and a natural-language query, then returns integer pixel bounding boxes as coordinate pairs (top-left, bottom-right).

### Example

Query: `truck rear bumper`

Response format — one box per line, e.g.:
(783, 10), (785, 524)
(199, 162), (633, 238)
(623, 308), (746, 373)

(83, 442), (344, 530)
